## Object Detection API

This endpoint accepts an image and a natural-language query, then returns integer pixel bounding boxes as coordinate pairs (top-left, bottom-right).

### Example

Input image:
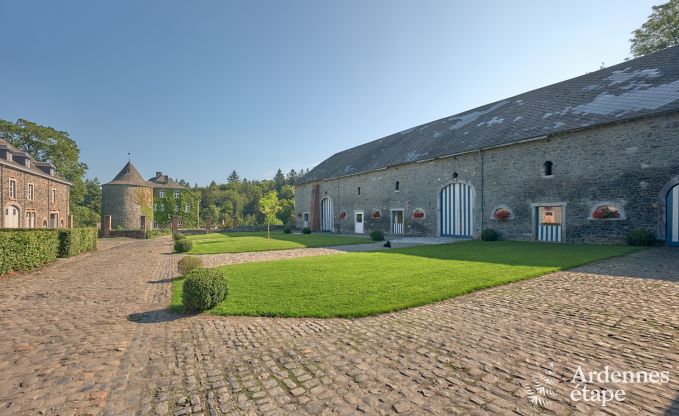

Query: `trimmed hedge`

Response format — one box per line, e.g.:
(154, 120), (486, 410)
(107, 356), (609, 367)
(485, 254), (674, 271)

(481, 228), (498, 241)
(302, 227), (312, 234)
(177, 255), (203, 275)
(625, 228), (655, 246)
(0, 230), (60, 275)
(174, 238), (193, 253)
(173, 232), (186, 241)
(0, 228), (98, 275)
(58, 228), (98, 257)
(182, 268), (229, 311)
(370, 229), (384, 241)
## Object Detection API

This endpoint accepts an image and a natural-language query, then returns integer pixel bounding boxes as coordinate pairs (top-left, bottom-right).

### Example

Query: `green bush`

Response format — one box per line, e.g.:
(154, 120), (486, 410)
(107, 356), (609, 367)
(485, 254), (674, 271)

(302, 227), (312, 234)
(177, 255), (203, 275)
(175, 238), (193, 253)
(283, 226), (292, 234)
(182, 268), (229, 311)
(481, 229), (498, 241)
(146, 229), (170, 239)
(0, 230), (60, 275)
(370, 229), (384, 241)
(58, 228), (98, 257)
(173, 232), (186, 241)
(625, 229), (655, 246)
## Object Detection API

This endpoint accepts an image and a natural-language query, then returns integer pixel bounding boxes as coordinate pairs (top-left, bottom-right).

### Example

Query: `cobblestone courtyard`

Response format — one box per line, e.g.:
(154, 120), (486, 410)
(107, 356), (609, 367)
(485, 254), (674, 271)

(0, 238), (677, 415)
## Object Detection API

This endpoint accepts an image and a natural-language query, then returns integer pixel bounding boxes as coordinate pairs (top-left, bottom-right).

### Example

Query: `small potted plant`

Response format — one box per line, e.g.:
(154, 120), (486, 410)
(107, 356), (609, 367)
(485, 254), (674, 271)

(371, 210), (381, 219)
(339, 210), (347, 220)
(412, 208), (425, 219)
(493, 208), (511, 221)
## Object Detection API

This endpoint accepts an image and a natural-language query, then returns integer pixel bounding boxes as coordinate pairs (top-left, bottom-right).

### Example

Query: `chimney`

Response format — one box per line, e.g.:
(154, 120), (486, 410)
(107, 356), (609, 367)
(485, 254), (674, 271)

(156, 171), (162, 177)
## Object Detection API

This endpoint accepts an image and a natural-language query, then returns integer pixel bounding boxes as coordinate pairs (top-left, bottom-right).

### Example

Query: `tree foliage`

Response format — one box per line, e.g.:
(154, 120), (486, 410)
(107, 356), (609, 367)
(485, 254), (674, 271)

(630, 0), (679, 57)
(259, 191), (282, 238)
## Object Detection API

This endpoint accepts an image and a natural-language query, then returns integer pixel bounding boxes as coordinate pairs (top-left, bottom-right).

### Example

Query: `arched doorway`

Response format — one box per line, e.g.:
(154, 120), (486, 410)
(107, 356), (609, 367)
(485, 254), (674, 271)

(440, 183), (474, 237)
(668, 184), (679, 247)
(5, 205), (20, 228)
(320, 197), (333, 232)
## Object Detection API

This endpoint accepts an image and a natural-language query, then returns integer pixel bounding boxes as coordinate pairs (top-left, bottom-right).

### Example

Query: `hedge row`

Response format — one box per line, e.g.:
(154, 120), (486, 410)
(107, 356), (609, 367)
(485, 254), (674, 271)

(0, 228), (97, 275)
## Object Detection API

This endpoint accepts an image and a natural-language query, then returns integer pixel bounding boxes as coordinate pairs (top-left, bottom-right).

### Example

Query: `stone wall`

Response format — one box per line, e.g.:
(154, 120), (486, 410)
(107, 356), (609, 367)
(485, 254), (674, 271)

(0, 165), (70, 228)
(101, 184), (152, 230)
(295, 112), (679, 243)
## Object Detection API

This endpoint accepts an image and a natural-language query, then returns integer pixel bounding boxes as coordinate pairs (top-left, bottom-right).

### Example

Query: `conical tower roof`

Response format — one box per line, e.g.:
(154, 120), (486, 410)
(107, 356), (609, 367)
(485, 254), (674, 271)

(104, 161), (151, 186)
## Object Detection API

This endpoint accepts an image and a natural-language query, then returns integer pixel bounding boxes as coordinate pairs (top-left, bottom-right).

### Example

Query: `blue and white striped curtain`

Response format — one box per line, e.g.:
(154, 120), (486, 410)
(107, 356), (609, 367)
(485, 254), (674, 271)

(440, 183), (473, 237)
(668, 185), (679, 247)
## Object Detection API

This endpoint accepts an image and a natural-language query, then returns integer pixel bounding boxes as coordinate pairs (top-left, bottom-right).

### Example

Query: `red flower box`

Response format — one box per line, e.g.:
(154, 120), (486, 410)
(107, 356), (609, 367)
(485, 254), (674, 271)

(493, 208), (511, 221)
(339, 210), (347, 220)
(371, 210), (381, 219)
(412, 209), (425, 219)
(592, 205), (620, 219)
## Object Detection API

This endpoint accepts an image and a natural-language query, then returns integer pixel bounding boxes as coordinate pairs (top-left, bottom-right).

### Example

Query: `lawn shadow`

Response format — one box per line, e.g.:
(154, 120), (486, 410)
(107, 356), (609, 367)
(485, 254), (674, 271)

(148, 277), (176, 284)
(128, 308), (191, 324)
(571, 248), (679, 282)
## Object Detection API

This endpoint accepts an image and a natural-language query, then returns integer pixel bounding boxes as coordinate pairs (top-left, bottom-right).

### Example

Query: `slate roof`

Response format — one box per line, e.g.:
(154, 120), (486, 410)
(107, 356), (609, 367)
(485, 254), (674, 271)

(0, 138), (71, 185)
(104, 161), (149, 186)
(299, 45), (679, 184)
(147, 172), (186, 189)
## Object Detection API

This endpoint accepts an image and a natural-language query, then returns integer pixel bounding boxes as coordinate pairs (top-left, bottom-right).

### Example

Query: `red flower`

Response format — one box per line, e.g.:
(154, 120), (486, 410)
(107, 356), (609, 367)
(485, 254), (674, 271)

(371, 210), (381, 219)
(494, 208), (511, 221)
(412, 209), (425, 219)
(339, 210), (347, 220)
(592, 205), (620, 219)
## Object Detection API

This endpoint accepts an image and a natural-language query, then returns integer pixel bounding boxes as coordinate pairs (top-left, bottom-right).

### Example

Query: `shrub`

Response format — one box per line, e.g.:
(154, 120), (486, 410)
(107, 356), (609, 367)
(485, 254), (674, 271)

(302, 227), (312, 234)
(173, 232), (186, 241)
(58, 228), (98, 257)
(174, 238), (193, 253)
(0, 230), (60, 275)
(481, 228), (498, 241)
(182, 268), (229, 311)
(146, 229), (170, 239)
(370, 229), (384, 241)
(625, 229), (655, 246)
(177, 256), (204, 275)
(283, 226), (292, 234)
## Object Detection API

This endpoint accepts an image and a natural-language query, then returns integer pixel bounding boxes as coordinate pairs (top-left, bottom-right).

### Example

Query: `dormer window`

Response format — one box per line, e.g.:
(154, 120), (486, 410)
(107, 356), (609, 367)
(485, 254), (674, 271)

(159, 190), (165, 198)
(174, 191), (180, 199)
(6, 153), (12, 162)
(25, 159), (30, 168)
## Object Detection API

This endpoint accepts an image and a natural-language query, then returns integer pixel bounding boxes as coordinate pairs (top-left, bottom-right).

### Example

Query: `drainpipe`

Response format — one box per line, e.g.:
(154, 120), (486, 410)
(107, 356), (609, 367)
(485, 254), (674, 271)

(480, 150), (485, 231)
(337, 178), (340, 234)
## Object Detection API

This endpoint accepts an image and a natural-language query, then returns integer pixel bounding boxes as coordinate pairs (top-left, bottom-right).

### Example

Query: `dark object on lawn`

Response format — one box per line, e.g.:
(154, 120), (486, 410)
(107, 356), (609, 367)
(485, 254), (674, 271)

(302, 227), (312, 234)
(625, 228), (655, 246)
(174, 238), (193, 253)
(283, 226), (292, 234)
(481, 228), (498, 241)
(370, 229), (384, 241)
(177, 256), (204, 275)
(173, 232), (186, 241)
(182, 268), (228, 311)
(383, 240), (391, 248)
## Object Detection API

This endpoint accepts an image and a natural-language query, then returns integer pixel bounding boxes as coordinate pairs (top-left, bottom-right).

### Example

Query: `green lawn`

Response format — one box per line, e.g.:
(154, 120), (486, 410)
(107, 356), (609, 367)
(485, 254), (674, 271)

(186, 231), (372, 254)
(172, 241), (638, 318)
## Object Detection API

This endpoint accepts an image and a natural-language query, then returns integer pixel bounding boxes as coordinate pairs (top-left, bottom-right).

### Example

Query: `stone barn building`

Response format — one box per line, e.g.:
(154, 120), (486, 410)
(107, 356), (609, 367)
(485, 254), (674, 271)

(102, 161), (199, 231)
(295, 46), (679, 245)
(0, 139), (71, 229)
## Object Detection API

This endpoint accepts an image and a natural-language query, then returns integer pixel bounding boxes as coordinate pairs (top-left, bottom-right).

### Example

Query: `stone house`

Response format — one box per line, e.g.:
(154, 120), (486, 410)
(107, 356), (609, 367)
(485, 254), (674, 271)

(0, 139), (71, 229)
(295, 46), (679, 245)
(101, 161), (199, 230)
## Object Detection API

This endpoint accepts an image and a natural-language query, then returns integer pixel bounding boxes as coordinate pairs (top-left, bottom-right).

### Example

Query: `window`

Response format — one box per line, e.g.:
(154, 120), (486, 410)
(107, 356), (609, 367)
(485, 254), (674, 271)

(185, 202), (191, 212)
(159, 190), (165, 198)
(25, 159), (30, 168)
(539, 206), (562, 225)
(591, 205), (622, 220)
(6, 153), (12, 162)
(175, 203), (179, 213)
(51, 188), (56, 203)
(174, 191), (180, 199)
(395, 181), (400, 191)
(543, 161), (554, 176)
(8, 179), (16, 199)
(357, 187), (361, 195)
(27, 183), (34, 201)
(159, 203), (165, 211)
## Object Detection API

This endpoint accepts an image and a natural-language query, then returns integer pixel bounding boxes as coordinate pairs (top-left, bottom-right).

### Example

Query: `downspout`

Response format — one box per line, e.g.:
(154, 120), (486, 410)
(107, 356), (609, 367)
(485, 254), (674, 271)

(337, 177), (341, 234)
(480, 150), (485, 232)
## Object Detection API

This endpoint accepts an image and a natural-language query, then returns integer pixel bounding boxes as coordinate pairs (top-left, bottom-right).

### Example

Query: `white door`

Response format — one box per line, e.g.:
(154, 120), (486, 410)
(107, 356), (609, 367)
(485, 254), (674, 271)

(440, 183), (473, 237)
(354, 211), (364, 233)
(392, 210), (404, 234)
(303, 213), (309, 228)
(320, 198), (333, 231)
(50, 213), (58, 228)
(6, 206), (19, 228)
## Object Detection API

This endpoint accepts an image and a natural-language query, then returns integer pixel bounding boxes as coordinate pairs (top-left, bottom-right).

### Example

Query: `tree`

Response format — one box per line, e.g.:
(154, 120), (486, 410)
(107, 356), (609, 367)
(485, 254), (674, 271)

(259, 191), (282, 238)
(631, 0), (679, 57)
(286, 169), (298, 185)
(227, 170), (240, 183)
(0, 118), (87, 206)
(83, 178), (102, 214)
(273, 169), (286, 192)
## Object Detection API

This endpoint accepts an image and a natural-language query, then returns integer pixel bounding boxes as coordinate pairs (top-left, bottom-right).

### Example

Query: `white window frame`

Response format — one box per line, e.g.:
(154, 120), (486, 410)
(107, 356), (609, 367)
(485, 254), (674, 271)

(159, 190), (165, 198)
(51, 188), (56, 204)
(8, 179), (16, 199)
(27, 183), (34, 201)
(185, 202), (191, 212)
(174, 190), (180, 199)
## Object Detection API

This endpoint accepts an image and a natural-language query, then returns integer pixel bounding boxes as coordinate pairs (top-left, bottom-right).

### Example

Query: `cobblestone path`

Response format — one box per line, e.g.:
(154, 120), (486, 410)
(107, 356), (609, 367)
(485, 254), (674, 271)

(0, 239), (677, 415)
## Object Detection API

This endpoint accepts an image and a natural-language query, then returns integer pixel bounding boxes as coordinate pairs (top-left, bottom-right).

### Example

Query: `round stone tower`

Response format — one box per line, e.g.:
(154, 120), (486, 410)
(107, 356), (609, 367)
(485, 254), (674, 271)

(101, 161), (153, 230)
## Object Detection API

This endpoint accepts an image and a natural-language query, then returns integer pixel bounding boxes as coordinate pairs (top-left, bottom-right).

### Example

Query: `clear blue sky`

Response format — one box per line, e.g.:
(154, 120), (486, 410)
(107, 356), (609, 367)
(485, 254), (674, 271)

(0, 0), (658, 185)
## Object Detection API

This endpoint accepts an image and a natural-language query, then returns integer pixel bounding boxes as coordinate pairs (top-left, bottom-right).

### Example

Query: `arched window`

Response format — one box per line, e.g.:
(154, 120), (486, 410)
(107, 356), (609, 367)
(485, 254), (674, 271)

(395, 181), (400, 191)
(543, 161), (553, 176)
(591, 205), (622, 220)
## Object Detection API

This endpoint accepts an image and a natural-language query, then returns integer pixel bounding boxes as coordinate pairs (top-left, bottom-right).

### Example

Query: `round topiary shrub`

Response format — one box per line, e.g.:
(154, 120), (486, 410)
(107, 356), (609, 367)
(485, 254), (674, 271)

(177, 255), (204, 275)
(283, 226), (292, 234)
(370, 229), (384, 241)
(481, 228), (498, 241)
(182, 268), (228, 311)
(625, 228), (655, 246)
(173, 232), (186, 241)
(174, 238), (193, 253)
(302, 227), (312, 234)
